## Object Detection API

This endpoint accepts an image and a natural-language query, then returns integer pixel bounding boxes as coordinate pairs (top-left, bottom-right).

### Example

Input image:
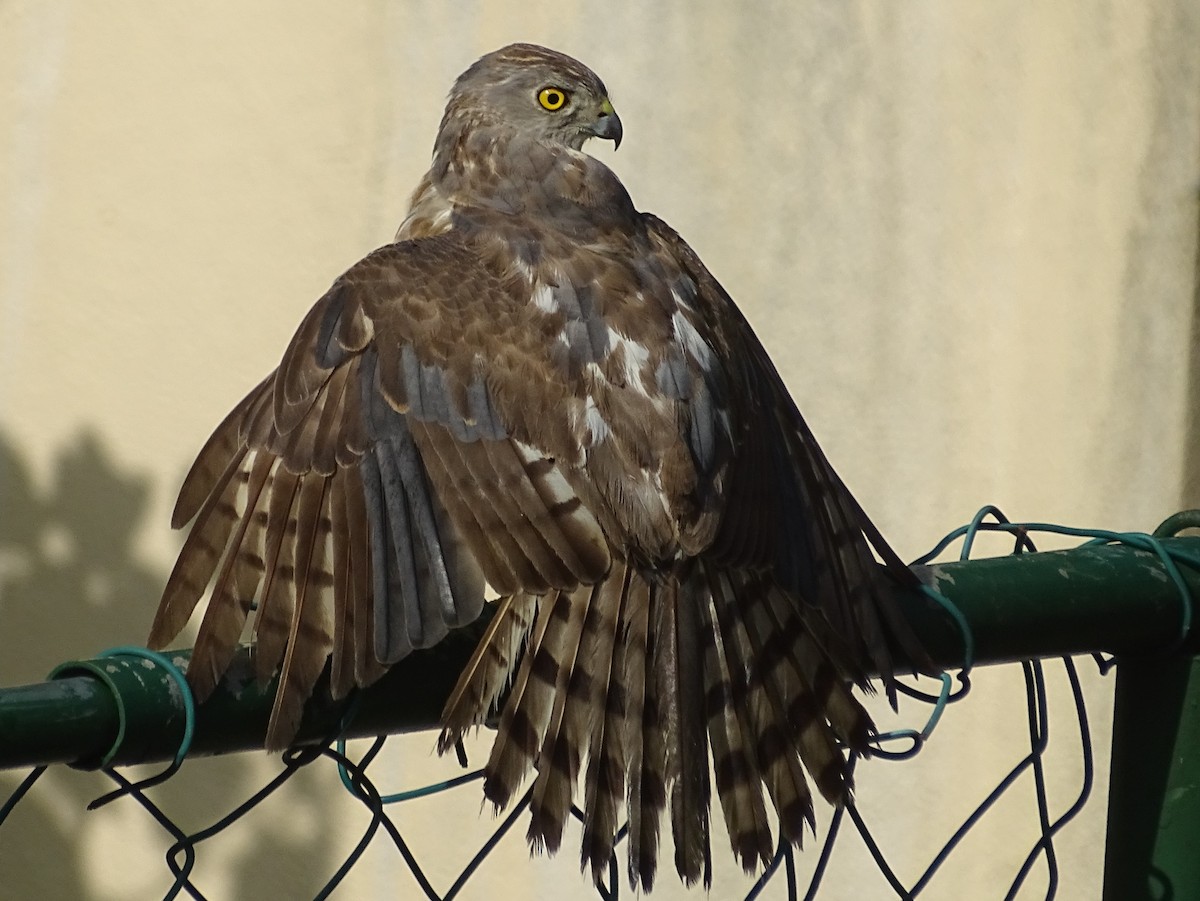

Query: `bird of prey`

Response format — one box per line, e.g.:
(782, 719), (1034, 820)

(149, 42), (926, 890)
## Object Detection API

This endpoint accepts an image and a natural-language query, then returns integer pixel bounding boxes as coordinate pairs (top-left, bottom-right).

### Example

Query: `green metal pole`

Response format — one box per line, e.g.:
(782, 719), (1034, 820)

(0, 537), (1196, 773)
(0, 674), (122, 768)
(906, 538), (1199, 666)
(1103, 653), (1200, 900)
(0, 616), (492, 770)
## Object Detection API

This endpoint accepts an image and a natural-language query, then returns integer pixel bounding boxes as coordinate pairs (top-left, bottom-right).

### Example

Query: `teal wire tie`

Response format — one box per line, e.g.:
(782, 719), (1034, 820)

(335, 736), (485, 803)
(86, 647), (196, 809)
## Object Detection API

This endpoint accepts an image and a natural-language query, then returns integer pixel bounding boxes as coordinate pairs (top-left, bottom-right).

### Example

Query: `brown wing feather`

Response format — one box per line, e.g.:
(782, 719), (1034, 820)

(150, 443), (249, 651)
(417, 428), (557, 594)
(266, 475), (334, 748)
(187, 450), (273, 699)
(409, 424), (524, 594)
(170, 378), (270, 529)
(328, 469), (355, 699)
(251, 467), (301, 686)
(342, 466), (387, 688)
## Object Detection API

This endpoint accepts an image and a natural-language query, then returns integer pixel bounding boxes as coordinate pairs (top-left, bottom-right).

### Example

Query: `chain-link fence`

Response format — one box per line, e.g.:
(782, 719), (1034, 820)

(2, 509), (1197, 899)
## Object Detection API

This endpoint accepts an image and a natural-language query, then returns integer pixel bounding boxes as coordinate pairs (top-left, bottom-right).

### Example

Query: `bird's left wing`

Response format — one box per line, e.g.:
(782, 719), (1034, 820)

(643, 214), (930, 691)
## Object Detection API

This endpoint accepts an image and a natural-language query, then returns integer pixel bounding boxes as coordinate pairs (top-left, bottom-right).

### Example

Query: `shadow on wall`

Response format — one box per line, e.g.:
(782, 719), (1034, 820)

(0, 429), (162, 682)
(0, 429), (337, 899)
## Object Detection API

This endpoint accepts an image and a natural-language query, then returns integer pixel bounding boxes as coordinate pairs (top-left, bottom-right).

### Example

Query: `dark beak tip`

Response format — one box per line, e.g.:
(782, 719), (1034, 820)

(592, 111), (623, 150)
(610, 113), (624, 150)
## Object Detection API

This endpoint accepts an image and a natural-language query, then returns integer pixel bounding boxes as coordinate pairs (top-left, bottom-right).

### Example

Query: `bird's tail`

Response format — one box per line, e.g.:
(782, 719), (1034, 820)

(438, 559), (872, 889)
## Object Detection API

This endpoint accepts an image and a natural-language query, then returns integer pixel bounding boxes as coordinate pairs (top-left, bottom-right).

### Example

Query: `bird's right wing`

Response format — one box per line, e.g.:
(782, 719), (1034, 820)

(149, 235), (611, 749)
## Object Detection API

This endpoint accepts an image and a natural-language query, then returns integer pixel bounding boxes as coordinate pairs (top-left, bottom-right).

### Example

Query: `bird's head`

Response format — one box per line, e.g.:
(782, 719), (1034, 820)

(442, 43), (623, 152)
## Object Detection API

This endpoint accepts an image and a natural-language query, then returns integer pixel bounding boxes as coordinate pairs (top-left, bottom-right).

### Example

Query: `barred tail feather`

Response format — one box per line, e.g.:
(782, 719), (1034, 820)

(480, 591), (559, 809)
(622, 574), (663, 891)
(698, 565), (774, 871)
(438, 592), (539, 750)
(579, 564), (632, 882)
(761, 584), (872, 751)
(661, 571), (712, 886)
(527, 583), (597, 852)
(709, 570), (816, 844)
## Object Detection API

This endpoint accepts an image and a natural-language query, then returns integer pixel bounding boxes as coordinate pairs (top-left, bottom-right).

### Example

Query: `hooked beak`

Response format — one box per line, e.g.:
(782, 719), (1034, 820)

(589, 98), (623, 149)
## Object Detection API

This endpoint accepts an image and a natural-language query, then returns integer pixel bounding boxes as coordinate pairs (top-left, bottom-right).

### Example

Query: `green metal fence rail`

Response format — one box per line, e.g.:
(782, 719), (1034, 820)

(2, 534), (1198, 899)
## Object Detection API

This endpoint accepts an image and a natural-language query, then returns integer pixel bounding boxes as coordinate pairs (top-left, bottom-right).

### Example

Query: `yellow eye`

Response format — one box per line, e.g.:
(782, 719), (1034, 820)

(537, 87), (567, 111)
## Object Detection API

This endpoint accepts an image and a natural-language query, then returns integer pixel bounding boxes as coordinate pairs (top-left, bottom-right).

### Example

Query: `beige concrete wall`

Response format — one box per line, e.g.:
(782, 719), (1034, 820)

(1, 2), (1197, 898)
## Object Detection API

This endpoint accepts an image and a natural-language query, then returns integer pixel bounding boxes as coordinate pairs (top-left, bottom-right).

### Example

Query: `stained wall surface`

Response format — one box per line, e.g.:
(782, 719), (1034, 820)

(1, 3), (1198, 899)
